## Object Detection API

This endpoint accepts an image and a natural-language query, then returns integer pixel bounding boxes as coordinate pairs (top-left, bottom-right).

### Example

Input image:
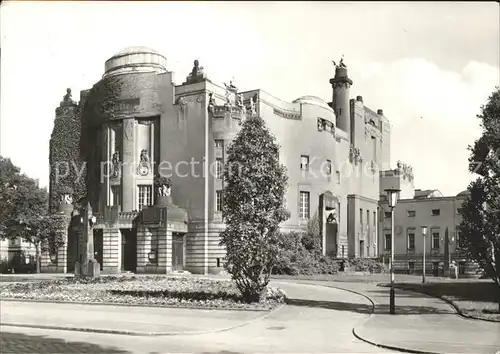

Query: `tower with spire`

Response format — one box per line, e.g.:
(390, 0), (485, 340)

(330, 55), (353, 140)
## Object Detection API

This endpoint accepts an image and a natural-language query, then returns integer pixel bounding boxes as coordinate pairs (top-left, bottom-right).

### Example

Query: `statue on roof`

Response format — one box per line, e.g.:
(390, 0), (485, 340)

(184, 59), (207, 84)
(332, 55), (347, 69)
(61, 88), (76, 106)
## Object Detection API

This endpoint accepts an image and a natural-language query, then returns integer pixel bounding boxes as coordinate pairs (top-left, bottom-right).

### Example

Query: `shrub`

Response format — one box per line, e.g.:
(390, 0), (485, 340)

(0, 257), (8, 274)
(345, 258), (388, 273)
(273, 232), (339, 275)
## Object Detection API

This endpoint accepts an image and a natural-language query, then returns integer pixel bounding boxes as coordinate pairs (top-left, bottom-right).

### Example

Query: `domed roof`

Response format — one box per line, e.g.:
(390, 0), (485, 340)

(103, 46), (167, 78)
(456, 190), (471, 197)
(112, 46), (163, 58)
(293, 95), (333, 111)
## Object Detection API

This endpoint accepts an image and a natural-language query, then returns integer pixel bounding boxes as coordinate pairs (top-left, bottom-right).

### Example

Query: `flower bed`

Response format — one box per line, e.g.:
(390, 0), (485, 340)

(0, 276), (286, 311)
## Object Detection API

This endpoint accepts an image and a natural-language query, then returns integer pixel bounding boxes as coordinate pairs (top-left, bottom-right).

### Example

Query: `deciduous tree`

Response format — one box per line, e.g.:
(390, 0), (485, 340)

(1, 156), (65, 273)
(459, 87), (500, 311)
(220, 116), (290, 302)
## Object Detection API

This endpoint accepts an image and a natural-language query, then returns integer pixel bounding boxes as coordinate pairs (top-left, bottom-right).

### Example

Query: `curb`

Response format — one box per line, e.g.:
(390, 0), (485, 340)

(378, 283), (500, 323)
(0, 298), (271, 312)
(351, 328), (440, 354)
(438, 295), (500, 323)
(0, 302), (286, 337)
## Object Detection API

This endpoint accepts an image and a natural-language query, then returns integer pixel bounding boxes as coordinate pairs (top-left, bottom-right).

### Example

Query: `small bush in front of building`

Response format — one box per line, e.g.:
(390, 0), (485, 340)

(273, 231), (340, 276)
(344, 258), (388, 273)
(0, 258), (8, 274)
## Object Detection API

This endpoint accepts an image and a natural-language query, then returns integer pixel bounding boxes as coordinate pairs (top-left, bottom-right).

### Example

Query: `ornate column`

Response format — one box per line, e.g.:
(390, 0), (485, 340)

(121, 118), (135, 211)
(75, 202), (100, 277)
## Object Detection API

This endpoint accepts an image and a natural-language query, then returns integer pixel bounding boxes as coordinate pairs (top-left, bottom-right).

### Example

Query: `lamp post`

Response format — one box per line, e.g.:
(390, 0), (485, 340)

(385, 187), (400, 315)
(421, 226), (427, 284)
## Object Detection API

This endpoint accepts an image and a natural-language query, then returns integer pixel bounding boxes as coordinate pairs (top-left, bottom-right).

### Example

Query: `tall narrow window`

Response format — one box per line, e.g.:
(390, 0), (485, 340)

(299, 191), (310, 219)
(137, 185), (152, 211)
(215, 158), (224, 179)
(371, 136), (377, 161)
(216, 190), (223, 212)
(215, 139), (224, 148)
(366, 210), (370, 227)
(326, 159), (332, 176)
(336, 171), (341, 184)
(373, 211), (376, 226)
(432, 232), (440, 249)
(384, 234), (392, 250)
(300, 155), (309, 171)
(150, 231), (159, 264)
(408, 232), (415, 250)
(111, 186), (121, 207)
(360, 208), (363, 226)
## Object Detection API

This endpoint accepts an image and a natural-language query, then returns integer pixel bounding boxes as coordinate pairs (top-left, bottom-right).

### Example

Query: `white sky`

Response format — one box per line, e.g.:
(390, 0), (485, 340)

(1, 1), (499, 196)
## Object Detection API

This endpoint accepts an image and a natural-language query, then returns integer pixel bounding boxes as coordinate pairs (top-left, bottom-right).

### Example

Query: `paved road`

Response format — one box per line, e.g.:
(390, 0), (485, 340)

(0, 281), (393, 353)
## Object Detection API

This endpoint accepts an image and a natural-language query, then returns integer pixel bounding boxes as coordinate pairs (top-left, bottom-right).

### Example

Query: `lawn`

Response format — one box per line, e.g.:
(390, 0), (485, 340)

(382, 280), (500, 322)
(0, 276), (285, 311)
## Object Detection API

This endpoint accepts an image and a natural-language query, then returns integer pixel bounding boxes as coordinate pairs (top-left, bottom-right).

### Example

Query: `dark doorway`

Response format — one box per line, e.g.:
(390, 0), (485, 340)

(172, 233), (185, 271)
(66, 226), (78, 273)
(325, 223), (338, 256)
(120, 229), (137, 272)
(93, 229), (104, 271)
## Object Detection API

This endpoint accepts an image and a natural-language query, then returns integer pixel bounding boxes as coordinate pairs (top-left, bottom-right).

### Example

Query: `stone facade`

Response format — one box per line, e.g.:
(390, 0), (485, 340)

(48, 47), (398, 275)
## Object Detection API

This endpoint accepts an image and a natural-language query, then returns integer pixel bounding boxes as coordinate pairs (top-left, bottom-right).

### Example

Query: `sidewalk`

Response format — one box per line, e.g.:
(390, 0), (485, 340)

(323, 281), (500, 354)
(0, 300), (271, 336)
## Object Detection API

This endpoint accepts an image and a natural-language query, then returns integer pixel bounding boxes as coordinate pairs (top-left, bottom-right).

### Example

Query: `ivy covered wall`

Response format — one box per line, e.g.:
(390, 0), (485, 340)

(49, 97), (87, 213)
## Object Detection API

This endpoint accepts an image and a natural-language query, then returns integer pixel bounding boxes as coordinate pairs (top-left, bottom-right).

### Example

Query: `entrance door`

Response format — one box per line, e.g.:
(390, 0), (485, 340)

(172, 233), (185, 271)
(121, 229), (137, 272)
(67, 225), (78, 273)
(93, 229), (104, 271)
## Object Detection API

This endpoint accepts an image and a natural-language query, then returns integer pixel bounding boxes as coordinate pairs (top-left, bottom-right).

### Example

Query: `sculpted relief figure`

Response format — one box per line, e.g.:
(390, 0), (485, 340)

(112, 151), (121, 177)
(140, 149), (150, 163)
(61, 194), (73, 205)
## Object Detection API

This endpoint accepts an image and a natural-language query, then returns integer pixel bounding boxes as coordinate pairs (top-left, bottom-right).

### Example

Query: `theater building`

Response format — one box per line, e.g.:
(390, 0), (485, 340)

(47, 46), (393, 275)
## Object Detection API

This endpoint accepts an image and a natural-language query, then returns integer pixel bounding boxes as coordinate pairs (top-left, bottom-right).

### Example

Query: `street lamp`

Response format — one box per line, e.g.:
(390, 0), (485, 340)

(421, 226), (427, 284)
(385, 187), (400, 315)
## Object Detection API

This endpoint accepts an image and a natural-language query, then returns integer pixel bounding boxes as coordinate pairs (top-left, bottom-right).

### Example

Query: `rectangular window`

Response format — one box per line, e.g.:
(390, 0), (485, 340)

(432, 232), (440, 249)
(326, 159), (332, 175)
(215, 139), (224, 148)
(299, 191), (310, 219)
(384, 211), (392, 218)
(215, 158), (224, 179)
(300, 155), (309, 170)
(111, 186), (121, 207)
(137, 185), (152, 211)
(373, 211), (376, 226)
(431, 209), (440, 216)
(150, 232), (159, 264)
(336, 171), (341, 184)
(384, 234), (392, 250)
(371, 136), (377, 161)
(407, 210), (416, 217)
(408, 232), (415, 250)
(366, 210), (370, 227)
(216, 190), (223, 212)
(360, 208), (363, 225)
